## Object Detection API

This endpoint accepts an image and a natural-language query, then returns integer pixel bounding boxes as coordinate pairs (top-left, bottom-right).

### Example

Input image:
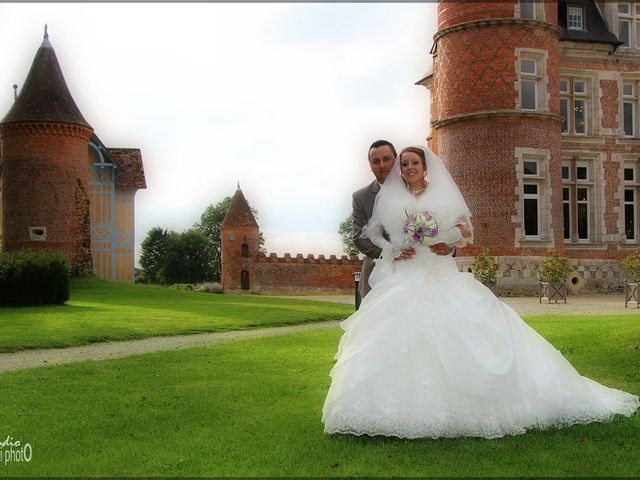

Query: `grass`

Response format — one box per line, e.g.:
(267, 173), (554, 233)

(0, 277), (353, 353)
(0, 315), (638, 477)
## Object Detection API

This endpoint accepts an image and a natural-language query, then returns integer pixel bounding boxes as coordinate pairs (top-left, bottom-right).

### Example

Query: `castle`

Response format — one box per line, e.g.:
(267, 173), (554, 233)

(220, 186), (362, 293)
(0, 28), (146, 282)
(5, 2), (640, 295)
(418, 0), (640, 293)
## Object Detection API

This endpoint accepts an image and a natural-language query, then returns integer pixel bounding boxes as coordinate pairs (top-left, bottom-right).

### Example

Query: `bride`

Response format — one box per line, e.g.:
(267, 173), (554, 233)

(321, 145), (639, 439)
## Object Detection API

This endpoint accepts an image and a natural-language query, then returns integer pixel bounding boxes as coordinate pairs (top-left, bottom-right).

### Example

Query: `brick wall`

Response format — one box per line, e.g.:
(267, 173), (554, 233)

(221, 222), (362, 294)
(439, 117), (564, 257)
(0, 122), (93, 273)
(600, 80), (619, 129)
(438, 2), (517, 31)
(252, 253), (362, 294)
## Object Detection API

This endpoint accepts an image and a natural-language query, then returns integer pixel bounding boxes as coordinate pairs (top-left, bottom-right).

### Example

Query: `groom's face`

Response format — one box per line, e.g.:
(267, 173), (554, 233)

(368, 145), (395, 184)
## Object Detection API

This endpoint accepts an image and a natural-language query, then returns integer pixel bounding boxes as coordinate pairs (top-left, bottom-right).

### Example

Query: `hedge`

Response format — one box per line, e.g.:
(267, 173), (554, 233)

(0, 251), (70, 307)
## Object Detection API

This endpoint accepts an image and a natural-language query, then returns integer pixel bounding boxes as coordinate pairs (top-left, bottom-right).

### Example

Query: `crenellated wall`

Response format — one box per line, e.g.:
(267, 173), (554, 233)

(251, 252), (362, 294)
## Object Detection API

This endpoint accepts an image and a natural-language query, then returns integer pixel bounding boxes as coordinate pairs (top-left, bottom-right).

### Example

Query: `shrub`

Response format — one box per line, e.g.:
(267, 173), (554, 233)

(538, 251), (572, 283)
(621, 248), (640, 283)
(470, 248), (498, 285)
(169, 283), (195, 291)
(197, 282), (224, 294)
(0, 251), (69, 307)
(134, 268), (148, 284)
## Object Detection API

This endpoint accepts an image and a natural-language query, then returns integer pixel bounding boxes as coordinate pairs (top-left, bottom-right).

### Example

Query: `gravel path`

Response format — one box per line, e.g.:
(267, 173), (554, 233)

(0, 321), (340, 374)
(0, 294), (636, 374)
(284, 293), (640, 316)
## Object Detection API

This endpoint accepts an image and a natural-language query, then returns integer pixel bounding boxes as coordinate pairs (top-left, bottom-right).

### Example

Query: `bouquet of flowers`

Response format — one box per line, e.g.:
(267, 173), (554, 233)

(402, 210), (439, 246)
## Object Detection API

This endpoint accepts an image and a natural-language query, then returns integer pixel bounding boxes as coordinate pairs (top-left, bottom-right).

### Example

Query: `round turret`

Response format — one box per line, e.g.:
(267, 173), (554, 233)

(0, 28), (93, 273)
(430, 1), (563, 256)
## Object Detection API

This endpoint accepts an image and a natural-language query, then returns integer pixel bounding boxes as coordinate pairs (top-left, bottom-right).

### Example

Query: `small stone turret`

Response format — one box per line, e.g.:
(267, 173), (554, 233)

(220, 185), (260, 290)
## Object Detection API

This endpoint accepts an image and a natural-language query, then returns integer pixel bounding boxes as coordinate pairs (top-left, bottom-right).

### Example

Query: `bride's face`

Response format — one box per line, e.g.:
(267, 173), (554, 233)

(400, 152), (426, 188)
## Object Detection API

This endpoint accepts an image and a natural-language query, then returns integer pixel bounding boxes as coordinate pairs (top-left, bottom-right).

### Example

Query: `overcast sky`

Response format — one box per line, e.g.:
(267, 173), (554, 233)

(0, 3), (438, 262)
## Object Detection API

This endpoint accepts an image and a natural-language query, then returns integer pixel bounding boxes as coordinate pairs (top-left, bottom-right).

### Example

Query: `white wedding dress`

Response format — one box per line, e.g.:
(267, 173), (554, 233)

(322, 148), (639, 440)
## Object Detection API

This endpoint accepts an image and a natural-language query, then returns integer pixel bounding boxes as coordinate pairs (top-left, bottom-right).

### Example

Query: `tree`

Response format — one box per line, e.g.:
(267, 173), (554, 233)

(139, 227), (170, 283)
(158, 229), (213, 284)
(141, 195), (267, 284)
(339, 215), (359, 257)
(194, 196), (265, 281)
(140, 227), (214, 284)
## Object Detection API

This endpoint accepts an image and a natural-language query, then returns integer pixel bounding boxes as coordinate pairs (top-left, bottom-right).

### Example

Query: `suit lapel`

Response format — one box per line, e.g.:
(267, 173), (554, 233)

(365, 180), (380, 218)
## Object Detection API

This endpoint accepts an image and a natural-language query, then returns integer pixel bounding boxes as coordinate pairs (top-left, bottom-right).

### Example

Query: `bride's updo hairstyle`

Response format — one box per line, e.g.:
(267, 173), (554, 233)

(399, 146), (426, 169)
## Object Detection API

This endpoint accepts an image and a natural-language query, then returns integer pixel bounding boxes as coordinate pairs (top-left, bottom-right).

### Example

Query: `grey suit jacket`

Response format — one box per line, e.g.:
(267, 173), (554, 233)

(352, 180), (382, 298)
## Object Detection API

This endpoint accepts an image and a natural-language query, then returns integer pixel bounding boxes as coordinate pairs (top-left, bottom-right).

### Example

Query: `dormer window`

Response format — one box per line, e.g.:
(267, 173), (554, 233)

(567, 6), (584, 30)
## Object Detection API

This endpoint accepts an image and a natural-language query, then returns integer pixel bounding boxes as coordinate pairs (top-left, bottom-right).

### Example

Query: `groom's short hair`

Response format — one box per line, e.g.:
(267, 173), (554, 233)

(369, 140), (397, 159)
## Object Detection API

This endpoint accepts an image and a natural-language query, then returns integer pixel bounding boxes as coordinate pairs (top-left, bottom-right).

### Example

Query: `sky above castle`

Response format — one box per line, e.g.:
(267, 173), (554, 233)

(0, 3), (437, 260)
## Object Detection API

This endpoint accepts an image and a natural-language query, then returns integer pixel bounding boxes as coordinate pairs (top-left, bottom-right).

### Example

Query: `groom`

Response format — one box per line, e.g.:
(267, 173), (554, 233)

(352, 139), (454, 298)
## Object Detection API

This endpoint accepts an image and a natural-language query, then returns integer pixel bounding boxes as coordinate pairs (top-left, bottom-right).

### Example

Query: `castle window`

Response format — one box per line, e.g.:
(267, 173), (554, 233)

(241, 243), (249, 258)
(559, 76), (591, 136)
(517, 1), (543, 21)
(622, 81), (637, 137)
(514, 148), (553, 247)
(624, 160), (640, 242)
(560, 80), (569, 133)
(28, 226), (47, 241)
(616, 2), (640, 48)
(520, 1), (535, 19)
(522, 159), (543, 238)
(516, 50), (547, 112)
(567, 6), (584, 30)
(562, 156), (601, 244)
(520, 58), (538, 110)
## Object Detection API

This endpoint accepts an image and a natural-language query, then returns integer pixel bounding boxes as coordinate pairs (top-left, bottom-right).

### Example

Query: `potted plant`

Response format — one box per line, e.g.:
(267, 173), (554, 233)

(470, 248), (498, 293)
(621, 248), (640, 308)
(538, 251), (572, 304)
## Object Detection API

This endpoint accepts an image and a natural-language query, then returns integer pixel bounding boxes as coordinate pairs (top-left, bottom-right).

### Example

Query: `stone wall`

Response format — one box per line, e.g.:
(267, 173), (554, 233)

(456, 255), (627, 296)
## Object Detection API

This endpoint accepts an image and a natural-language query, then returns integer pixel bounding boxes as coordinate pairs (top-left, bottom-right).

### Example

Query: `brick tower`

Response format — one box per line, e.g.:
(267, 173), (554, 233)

(0, 27), (94, 274)
(220, 185), (260, 291)
(426, 2), (563, 257)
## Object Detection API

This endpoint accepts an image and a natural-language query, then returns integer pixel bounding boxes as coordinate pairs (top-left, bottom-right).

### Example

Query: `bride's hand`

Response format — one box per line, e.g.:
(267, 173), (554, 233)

(395, 247), (416, 261)
(430, 243), (452, 256)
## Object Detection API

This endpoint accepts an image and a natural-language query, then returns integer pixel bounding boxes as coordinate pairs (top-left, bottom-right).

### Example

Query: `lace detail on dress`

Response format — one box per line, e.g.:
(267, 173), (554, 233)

(324, 393), (640, 440)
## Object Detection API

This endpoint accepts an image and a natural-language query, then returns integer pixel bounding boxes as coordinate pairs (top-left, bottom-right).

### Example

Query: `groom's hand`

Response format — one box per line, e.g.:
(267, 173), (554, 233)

(395, 247), (416, 261)
(430, 243), (452, 256)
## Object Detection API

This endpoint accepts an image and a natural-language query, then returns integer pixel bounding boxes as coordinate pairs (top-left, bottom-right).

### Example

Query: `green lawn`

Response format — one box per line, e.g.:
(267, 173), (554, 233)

(0, 277), (353, 353)
(0, 315), (638, 477)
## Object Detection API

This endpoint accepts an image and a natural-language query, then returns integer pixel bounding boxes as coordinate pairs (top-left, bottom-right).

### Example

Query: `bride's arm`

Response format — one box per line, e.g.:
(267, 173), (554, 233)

(456, 224), (473, 240)
(434, 220), (473, 247)
(362, 220), (402, 260)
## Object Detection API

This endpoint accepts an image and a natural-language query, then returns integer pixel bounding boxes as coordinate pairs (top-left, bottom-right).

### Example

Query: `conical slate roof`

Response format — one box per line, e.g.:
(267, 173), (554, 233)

(1, 27), (91, 128)
(221, 185), (258, 228)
